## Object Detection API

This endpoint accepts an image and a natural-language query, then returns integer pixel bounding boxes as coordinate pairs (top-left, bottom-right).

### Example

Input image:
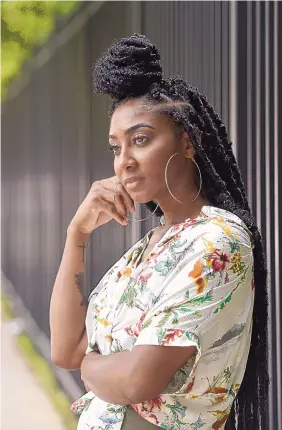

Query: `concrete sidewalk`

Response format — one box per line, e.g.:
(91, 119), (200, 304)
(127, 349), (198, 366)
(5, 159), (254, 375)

(1, 317), (66, 430)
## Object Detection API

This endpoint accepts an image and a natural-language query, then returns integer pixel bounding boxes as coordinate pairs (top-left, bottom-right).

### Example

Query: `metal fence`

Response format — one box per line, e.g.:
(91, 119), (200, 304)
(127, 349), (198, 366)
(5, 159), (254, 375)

(1, 2), (281, 427)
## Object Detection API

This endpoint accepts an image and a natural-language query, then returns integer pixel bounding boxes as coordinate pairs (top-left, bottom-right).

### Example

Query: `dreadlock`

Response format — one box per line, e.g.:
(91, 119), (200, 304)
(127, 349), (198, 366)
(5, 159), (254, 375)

(92, 33), (270, 429)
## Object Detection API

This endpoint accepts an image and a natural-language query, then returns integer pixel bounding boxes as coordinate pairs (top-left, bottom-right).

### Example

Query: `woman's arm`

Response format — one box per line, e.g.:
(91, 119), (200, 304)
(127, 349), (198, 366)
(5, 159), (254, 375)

(49, 227), (90, 369)
(80, 345), (196, 404)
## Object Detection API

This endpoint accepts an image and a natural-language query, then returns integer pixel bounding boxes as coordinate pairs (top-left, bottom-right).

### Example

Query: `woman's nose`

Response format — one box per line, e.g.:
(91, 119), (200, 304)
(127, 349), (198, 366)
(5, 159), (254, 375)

(118, 148), (136, 170)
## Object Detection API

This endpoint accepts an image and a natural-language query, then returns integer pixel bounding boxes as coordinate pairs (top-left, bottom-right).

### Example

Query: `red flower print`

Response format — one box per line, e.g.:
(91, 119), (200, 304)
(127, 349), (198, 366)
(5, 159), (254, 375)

(131, 404), (160, 425)
(147, 413), (159, 425)
(125, 312), (148, 338)
(140, 272), (152, 282)
(145, 397), (165, 412)
(70, 398), (87, 413)
(183, 218), (199, 229)
(134, 397), (165, 413)
(209, 249), (229, 271)
(124, 326), (138, 337)
(162, 329), (183, 345)
(136, 312), (147, 331)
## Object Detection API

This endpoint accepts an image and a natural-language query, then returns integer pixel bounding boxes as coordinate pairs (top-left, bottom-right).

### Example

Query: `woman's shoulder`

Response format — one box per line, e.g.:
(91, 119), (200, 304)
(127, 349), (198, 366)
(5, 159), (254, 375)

(184, 205), (254, 250)
(202, 205), (249, 228)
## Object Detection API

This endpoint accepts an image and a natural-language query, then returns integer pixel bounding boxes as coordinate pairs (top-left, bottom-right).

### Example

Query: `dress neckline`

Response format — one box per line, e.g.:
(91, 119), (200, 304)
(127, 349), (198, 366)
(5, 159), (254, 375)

(157, 204), (213, 228)
(134, 205), (213, 270)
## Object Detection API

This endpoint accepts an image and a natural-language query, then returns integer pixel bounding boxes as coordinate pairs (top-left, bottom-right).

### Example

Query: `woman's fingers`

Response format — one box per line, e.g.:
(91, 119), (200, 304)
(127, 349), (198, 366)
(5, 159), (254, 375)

(113, 179), (135, 209)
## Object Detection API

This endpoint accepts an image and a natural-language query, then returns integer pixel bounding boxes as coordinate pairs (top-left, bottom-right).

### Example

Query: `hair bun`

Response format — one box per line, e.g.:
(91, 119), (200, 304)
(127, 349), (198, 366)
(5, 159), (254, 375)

(92, 33), (163, 99)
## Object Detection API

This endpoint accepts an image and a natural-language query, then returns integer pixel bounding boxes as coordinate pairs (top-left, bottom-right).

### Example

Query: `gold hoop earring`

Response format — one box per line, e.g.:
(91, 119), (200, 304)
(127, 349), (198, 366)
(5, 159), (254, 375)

(165, 153), (202, 203)
(190, 157), (202, 202)
(165, 152), (183, 203)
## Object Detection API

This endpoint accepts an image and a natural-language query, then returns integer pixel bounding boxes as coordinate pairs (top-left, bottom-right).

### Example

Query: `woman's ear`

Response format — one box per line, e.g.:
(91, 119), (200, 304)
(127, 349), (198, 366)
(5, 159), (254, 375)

(182, 132), (196, 158)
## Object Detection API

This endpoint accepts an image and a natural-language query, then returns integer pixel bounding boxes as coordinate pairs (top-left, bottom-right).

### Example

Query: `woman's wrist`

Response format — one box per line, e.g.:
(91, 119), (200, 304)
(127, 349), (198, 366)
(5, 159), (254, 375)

(67, 225), (91, 244)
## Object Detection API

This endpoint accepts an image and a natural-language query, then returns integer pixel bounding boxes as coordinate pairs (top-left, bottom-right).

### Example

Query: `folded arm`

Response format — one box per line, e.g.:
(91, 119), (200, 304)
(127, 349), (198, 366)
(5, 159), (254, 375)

(81, 344), (196, 405)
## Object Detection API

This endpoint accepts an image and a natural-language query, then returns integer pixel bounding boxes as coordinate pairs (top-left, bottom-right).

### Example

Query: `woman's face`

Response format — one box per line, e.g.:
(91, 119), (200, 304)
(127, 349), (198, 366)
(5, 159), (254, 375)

(108, 98), (195, 205)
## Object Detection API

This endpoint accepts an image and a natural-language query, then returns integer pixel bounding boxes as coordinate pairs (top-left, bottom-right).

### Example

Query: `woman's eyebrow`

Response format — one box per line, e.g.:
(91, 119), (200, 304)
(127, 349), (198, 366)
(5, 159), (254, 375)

(109, 123), (156, 139)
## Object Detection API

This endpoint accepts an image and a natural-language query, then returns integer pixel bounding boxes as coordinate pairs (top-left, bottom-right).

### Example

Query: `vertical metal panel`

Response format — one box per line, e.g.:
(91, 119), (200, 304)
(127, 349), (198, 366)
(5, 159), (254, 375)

(256, 3), (262, 230)
(236, 2), (248, 183)
(221, 2), (230, 130)
(235, 2), (282, 429)
(247, 2), (253, 208)
(214, 2), (222, 118)
(229, 1), (237, 156)
(273, 3), (282, 428)
(265, 3), (274, 427)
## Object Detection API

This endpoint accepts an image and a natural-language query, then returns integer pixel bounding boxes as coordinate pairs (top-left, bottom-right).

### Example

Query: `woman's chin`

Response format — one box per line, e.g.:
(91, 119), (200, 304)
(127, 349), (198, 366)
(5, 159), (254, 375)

(127, 189), (153, 204)
(130, 194), (155, 204)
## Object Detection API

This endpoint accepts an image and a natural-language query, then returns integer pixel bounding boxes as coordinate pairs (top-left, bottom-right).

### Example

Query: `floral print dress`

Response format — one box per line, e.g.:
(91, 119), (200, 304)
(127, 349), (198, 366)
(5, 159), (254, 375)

(70, 205), (255, 430)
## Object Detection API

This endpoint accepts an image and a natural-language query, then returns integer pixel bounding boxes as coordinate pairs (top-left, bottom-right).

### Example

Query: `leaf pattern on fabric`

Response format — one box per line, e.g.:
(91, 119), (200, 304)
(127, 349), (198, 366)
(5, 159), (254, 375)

(154, 259), (175, 276)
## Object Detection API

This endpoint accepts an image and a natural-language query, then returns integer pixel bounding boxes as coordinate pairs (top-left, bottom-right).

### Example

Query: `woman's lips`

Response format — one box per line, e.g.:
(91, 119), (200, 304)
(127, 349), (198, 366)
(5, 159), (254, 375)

(125, 178), (144, 189)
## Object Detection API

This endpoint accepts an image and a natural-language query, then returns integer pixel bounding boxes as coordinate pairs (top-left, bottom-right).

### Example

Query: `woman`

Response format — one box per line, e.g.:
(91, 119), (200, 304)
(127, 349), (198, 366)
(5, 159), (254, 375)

(50, 34), (269, 429)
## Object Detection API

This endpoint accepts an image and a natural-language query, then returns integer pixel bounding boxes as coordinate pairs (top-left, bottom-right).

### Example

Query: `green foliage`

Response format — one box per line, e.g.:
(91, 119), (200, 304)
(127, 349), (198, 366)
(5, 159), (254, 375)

(17, 333), (78, 429)
(1, 1), (79, 100)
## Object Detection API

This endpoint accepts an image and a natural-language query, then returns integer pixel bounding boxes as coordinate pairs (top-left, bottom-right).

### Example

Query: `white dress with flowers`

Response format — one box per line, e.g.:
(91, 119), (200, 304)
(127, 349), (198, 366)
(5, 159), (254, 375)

(70, 205), (255, 430)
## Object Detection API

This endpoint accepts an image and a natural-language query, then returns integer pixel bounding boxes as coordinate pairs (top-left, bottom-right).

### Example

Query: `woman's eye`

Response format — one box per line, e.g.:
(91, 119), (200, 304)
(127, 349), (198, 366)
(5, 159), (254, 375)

(106, 136), (148, 156)
(133, 135), (148, 145)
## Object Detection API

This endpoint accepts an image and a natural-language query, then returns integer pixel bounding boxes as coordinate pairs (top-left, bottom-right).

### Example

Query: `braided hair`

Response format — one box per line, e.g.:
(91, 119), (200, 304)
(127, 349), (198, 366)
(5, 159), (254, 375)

(92, 33), (269, 429)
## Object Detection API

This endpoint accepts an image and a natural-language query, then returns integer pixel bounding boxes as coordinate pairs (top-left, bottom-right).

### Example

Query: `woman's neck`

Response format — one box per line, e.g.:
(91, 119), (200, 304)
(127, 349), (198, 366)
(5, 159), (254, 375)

(159, 197), (211, 228)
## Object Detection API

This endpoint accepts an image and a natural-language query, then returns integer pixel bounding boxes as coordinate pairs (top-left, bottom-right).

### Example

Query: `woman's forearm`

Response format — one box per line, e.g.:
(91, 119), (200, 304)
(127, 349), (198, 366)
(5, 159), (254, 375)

(81, 351), (132, 404)
(49, 226), (91, 367)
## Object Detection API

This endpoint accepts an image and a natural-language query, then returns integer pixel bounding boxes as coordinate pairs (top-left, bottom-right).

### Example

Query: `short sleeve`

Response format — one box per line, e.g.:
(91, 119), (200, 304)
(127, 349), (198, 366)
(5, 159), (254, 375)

(85, 237), (146, 352)
(133, 221), (254, 364)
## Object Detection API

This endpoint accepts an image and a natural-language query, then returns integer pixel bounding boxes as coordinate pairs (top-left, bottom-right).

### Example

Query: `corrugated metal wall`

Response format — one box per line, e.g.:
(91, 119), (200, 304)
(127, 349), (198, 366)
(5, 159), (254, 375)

(1, 1), (281, 425)
(235, 3), (282, 428)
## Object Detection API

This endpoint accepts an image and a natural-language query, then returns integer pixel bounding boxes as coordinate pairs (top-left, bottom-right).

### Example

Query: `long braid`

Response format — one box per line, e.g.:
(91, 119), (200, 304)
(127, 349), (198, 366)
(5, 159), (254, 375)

(92, 33), (270, 429)
(199, 93), (250, 210)
(184, 85), (248, 210)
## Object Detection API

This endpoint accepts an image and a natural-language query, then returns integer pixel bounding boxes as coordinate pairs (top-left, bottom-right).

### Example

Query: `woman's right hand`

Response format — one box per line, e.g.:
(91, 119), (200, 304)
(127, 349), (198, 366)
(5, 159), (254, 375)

(67, 176), (136, 236)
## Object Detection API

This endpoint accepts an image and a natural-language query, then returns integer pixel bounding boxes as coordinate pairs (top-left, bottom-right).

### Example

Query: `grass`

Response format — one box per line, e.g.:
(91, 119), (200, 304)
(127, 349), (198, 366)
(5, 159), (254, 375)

(1, 292), (79, 430)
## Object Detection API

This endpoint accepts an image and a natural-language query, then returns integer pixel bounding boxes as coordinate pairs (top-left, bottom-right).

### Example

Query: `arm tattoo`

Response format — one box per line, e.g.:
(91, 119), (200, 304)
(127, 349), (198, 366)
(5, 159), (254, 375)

(78, 244), (87, 263)
(75, 243), (89, 306)
(74, 272), (88, 306)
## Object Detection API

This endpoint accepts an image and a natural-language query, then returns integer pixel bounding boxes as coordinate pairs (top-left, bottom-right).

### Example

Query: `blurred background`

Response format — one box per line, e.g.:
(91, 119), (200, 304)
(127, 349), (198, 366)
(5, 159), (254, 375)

(1, 1), (281, 429)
